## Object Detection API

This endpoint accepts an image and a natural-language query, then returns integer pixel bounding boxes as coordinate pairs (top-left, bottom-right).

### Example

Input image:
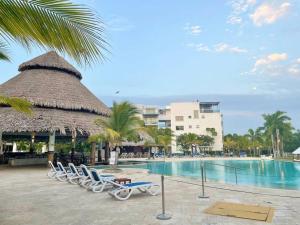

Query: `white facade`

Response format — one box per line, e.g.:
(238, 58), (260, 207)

(170, 102), (223, 153)
(136, 102), (223, 153)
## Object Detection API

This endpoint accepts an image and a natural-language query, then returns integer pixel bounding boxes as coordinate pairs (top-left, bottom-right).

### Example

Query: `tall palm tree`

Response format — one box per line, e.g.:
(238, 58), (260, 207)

(262, 111), (293, 157)
(1, 0), (107, 113)
(92, 101), (143, 164)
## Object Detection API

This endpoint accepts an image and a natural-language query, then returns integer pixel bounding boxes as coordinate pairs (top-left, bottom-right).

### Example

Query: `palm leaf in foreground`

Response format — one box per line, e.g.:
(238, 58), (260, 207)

(0, 41), (10, 61)
(0, 96), (32, 114)
(0, 0), (108, 65)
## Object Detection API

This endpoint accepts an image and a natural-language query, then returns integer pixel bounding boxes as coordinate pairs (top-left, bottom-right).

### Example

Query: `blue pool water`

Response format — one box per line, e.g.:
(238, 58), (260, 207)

(122, 160), (300, 190)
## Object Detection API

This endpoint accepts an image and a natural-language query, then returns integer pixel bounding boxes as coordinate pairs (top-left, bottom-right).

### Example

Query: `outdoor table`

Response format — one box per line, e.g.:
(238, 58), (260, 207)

(114, 178), (131, 185)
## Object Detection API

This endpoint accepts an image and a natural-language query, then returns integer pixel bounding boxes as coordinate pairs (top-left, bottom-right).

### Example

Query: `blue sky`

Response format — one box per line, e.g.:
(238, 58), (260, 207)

(1, 0), (300, 133)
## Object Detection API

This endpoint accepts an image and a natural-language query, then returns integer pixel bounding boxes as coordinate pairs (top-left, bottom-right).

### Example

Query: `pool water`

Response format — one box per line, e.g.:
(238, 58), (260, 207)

(124, 160), (300, 190)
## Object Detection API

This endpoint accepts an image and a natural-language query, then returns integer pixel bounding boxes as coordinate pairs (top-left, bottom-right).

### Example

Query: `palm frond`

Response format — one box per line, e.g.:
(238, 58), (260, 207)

(0, 95), (32, 114)
(0, 40), (10, 61)
(0, 0), (108, 65)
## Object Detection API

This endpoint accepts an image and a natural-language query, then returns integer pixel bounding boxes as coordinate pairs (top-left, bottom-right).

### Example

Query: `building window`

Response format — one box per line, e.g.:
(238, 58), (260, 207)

(188, 115), (192, 119)
(194, 110), (199, 119)
(196, 125), (200, 128)
(175, 116), (184, 121)
(201, 115), (205, 119)
(189, 125), (192, 129)
(176, 126), (184, 131)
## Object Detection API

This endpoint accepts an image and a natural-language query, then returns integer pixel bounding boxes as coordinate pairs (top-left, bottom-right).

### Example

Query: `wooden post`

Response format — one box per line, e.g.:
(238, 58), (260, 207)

(90, 142), (96, 165)
(48, 131), (55, 163)
(104, 142), (110, 164)
(0, 132), (3, 164)
(0, 131), (3, 155)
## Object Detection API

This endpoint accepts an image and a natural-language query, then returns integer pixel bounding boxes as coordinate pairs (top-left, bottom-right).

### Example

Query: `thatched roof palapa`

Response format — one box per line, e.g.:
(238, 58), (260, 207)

(0, 51), (110, 136)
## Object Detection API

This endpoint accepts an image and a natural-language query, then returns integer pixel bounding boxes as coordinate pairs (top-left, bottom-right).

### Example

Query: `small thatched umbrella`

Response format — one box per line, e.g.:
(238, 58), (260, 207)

(0, 51), (110, 163)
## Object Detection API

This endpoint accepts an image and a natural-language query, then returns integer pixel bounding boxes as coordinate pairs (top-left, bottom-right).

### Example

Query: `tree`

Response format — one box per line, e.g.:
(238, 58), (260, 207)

(92, 101), (144, 164)
(157, 128), (172, 159)
(145, 126), (172, 158)
(177, 133), (199, 155)
(0, 0), (108, 113)
(262, 111), (293, 157)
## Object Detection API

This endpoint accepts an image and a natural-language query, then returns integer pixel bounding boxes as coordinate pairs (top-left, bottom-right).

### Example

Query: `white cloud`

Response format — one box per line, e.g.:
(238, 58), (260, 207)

(288, 65), (300, 75)
(106, 15), (134, 32)
(296, 58), (300, 64)
(250, 2), (290, 26)
(254, 53), (288, 67)
(214, 43), (247, 53)
(188, 42), (247, 54)
(187, 43), (210, 52)
(184, 23), (202, 35)
(250, 53), (300, 76)
(227, 0), (257, 25)
(227, 15), (243, 25)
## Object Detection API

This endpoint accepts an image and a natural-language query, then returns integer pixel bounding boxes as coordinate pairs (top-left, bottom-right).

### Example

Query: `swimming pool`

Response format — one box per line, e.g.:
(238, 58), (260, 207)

(123, 160), (300, 190)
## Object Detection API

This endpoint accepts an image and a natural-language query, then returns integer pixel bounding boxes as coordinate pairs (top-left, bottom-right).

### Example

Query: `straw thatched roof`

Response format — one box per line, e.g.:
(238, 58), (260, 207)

(0, 51), (110, 136)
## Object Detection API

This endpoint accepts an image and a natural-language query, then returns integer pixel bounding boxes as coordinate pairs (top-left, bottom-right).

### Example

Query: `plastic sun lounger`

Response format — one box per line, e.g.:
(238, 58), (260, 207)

(56, 162), (72, 182)
(108, 181), (160, 201)
(88, 169), (115, 193)
(68, 163), (84, 184)
(47, 161), (61, 178)
(78, 164), (93, 188)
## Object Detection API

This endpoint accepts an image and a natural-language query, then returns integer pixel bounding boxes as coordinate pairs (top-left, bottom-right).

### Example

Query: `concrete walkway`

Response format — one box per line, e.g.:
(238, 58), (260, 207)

(0, 166), (299, 225)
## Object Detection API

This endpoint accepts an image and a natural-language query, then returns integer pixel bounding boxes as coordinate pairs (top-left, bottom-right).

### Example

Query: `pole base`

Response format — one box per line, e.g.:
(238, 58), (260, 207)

(198, 195), (209, 199)
(156, 213), (172, 220)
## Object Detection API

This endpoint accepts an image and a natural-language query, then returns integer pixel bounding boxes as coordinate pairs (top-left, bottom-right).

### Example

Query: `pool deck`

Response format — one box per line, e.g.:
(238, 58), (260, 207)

(0, 166), (300, 225)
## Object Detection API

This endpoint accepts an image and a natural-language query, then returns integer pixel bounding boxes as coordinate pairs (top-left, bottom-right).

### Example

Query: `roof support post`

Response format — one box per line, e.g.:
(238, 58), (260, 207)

(90, 142), (96, 165)
(48, 131), (55, 163)
(0, 131), (3, 155)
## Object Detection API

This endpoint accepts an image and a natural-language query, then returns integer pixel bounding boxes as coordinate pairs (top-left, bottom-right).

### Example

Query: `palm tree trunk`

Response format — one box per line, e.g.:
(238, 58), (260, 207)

(90, 142), (96, 165)
(104, 142), (110, 164)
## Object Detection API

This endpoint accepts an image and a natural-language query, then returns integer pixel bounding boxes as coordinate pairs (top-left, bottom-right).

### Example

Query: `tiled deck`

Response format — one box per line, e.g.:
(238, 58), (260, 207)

(0, 166), (299, 225)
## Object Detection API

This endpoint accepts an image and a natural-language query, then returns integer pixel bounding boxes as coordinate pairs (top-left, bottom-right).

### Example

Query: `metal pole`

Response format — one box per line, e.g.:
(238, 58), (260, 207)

(198, 165), (209, 199)
(235, 168), (238, 185)
(204, 162), (207, 182)
(156, 175), (172, 220)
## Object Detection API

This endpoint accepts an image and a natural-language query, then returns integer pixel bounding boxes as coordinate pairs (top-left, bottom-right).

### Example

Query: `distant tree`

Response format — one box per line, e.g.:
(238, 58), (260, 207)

(91, 102), (143, 164)
(158, 130), (172, 159)
(145, 127), (173, 158)
(177, 133), (200, 155)
(262, 111), (293, 157)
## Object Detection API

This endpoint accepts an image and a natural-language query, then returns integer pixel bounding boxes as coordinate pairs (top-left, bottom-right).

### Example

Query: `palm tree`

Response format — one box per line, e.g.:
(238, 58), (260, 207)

(262, 111), (293, 157)
(157, 129), (172, 160)
(177, 133), (200, 156)
(92, 101), (143, 164)
(1, 0), (108, 113)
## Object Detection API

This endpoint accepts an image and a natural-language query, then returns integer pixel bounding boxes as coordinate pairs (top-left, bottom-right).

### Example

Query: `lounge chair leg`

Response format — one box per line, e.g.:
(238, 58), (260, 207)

(114, 189), (133, 201)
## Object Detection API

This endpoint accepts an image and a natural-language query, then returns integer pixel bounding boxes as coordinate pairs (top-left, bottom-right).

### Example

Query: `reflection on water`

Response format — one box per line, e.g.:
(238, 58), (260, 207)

(130, 160), (300, 190)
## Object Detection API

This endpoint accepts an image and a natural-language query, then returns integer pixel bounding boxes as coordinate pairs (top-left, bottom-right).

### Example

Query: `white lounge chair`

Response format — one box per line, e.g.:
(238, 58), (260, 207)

(47, 161), (60, 178)
(68, 163), (84, 184)
(108, 181), (160, 201)
(79, 164), (93, 188)
(56, 162), (72, 182)
(88, 169), (115, 193)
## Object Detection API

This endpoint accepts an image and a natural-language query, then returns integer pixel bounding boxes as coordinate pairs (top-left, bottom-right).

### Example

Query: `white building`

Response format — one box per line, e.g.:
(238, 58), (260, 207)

(169, 102), (223, 153)
(136, 101), (223, 153)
